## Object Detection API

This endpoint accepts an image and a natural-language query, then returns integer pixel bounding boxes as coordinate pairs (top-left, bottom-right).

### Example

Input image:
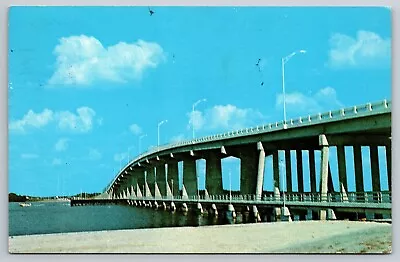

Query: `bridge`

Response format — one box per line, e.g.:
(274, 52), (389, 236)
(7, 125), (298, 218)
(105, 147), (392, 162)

(74, 99), (392, 222)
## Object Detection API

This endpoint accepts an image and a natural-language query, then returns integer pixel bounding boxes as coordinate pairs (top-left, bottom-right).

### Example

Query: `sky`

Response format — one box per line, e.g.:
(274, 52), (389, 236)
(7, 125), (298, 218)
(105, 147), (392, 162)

(8, 6), (391, 197)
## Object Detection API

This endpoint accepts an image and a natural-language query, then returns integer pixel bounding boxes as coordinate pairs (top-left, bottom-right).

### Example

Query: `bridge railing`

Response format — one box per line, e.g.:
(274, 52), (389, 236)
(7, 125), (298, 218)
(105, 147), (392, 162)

(107, 99), (391, 192)
(121, 191), (391, 204)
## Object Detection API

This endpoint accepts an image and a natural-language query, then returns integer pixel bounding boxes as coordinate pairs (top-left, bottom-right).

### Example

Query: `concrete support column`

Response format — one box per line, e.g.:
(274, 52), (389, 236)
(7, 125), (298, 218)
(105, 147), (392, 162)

(273, 151), (280, 190)
(284, 150), (292, 193)
(386, 145), (392, 191)
(183, 158), (197, 197)
(240, 148), (258, 196)
(136, 169), (146, 196)
(296, 149), (304, 193)
(336, 146), (348, 196)
(205, 152), (223, 196)
(353, 146), (364, 194)
(156, 164), (167, 197)
(129, 174), (138, 196)
(370, 146), (381, 193)
(167, 162), (179, 197)
(146, 167), (156, 197)
(256, 142), (266, 200)
(319, 134), (329, 220)
(308, 150), (316, 193)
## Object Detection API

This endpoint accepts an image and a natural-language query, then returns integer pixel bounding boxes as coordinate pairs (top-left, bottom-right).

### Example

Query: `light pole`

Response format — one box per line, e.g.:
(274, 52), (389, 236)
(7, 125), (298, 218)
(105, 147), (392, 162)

(139, 134), (147, 154)
(192, 98), (206, 139)
(128, 146), (134, 163)
(281, 50), (306, 129)
(157, 120), (168, 148)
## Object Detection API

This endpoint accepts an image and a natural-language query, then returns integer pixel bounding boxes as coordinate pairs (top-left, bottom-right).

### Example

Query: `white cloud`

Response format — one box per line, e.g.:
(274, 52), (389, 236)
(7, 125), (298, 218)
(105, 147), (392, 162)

(48, 35), (166, 85)
(52, 158), (62, 165)
(327, 30), (391, 69)
(187, 110), (205, 130)
(276, 87), (343, 115)
(9, 107), (98, 134)
(129, 124), (142, 135)
(55, 138), (69, 151)
(187, 104), (265, 132)
(89, 148), (102, 160)
(57, 107), (96, 132)
(21, 153), (39, 159)
(114, 153), (128, 162)
(170, 134), (186, 143)
(9, 109), (53, 132)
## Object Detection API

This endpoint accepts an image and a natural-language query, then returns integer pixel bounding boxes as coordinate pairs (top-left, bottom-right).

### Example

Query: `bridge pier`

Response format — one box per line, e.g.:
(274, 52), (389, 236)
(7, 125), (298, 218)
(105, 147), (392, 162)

(336, 146), (348, 199)
(205, 152), (223, 196)
(136, 169), (145, 198)
(156, 164), (167, 197)
(319, 134), (329, 220)
(284, 150), (293, 193)
(296, 150), (304, 193)
(146, 167), (156, 197)
(256, 142), (265, 200)
(167, 161), (179, 197)
(238, 146), (258, 196)
(183, 159), (198, 197)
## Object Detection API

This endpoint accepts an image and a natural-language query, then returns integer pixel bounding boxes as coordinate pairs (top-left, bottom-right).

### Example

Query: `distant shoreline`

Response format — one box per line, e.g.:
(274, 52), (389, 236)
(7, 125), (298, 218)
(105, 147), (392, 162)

(9, 221), (392, 253)
(9, 199), (71, 203)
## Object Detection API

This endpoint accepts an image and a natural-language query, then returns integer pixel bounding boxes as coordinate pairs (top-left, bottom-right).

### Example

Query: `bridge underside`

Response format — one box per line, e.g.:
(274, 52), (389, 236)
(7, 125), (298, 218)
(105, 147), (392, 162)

(107, 106), (391, 220)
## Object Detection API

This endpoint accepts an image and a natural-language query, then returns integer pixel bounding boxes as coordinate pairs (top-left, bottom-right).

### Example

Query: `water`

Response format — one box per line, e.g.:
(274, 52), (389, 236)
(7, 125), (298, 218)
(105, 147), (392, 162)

(9, 202), (245, 236)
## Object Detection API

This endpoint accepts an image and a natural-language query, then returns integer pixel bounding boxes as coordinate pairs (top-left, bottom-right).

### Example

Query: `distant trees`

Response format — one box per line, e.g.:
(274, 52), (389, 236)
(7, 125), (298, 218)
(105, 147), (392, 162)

(8, 193), (28, 202)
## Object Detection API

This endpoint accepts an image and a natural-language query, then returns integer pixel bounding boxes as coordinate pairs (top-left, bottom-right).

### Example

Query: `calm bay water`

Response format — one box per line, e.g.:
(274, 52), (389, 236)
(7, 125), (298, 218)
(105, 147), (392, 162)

(9, 201), (241, 236)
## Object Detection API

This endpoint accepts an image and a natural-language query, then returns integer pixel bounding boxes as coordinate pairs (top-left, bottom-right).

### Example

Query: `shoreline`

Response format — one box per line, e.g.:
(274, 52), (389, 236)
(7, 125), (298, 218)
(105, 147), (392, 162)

(9, 220), (392, 254)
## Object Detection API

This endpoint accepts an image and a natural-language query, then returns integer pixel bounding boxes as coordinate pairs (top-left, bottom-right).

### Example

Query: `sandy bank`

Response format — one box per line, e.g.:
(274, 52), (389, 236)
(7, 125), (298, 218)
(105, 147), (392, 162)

(9, 221), (391, 254)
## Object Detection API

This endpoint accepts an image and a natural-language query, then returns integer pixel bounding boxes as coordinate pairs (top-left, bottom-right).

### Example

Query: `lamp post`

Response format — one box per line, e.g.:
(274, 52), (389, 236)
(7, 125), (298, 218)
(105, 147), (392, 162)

(158, 120), (168, 148)
(281, 50), (306, 129)
(192, 98), (206, 139)
(127, 146), (134, 163)
(139, 134), (147, 154)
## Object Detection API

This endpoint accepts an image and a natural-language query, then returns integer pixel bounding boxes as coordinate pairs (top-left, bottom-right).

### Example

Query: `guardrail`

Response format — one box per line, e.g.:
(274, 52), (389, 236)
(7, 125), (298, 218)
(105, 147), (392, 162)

(106, 99), (391, 192)
(115, 191), (391, 205)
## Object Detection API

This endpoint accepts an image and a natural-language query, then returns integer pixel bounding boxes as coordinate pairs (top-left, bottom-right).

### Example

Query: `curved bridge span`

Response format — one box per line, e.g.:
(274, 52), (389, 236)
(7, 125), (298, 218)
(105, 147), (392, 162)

(99, 100), (391, 220)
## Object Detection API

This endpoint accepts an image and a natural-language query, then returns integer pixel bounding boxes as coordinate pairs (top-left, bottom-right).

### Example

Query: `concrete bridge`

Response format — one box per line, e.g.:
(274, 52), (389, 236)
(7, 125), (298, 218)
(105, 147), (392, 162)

(90, 99), (391, 221)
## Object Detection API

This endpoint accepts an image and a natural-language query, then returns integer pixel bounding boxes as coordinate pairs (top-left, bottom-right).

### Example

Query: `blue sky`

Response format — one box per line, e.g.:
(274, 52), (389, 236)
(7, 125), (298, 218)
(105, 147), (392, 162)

(8, 7), (391, 197)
